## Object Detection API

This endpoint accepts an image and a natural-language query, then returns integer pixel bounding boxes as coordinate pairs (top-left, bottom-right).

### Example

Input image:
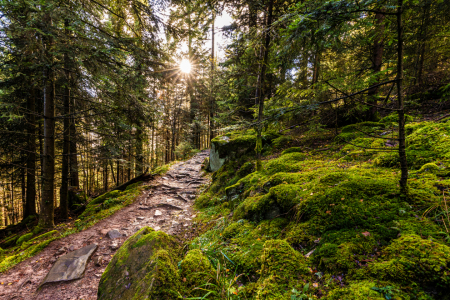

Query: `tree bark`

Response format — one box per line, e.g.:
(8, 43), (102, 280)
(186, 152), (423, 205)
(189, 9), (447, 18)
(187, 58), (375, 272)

(209, 12), (215, 144)
(39, 14), (56, 228)
(69, 98), (79, 188)
(367, 12), (385, 120)
(255, 0), (274, 171)
(397, 0), (408, 193)
(24, 88), (37, 218)
(60, 20), (71, 219)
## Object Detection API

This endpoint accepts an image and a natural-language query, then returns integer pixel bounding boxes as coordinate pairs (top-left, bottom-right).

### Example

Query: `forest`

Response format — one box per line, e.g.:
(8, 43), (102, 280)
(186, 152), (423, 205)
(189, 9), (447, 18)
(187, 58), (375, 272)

(0, 0), (450, 299)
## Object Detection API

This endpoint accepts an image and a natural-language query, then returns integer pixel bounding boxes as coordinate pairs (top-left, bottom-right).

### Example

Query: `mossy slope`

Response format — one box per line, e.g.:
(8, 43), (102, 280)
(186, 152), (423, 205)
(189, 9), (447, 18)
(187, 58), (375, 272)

(190, 121), (450, 299)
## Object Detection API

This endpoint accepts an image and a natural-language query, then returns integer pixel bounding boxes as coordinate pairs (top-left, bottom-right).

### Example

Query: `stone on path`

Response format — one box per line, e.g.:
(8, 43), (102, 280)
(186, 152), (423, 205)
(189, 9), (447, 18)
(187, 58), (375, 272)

(40, 244), (98, 286)
(106, 229), (121, 239)
(154, 210), (162, 216)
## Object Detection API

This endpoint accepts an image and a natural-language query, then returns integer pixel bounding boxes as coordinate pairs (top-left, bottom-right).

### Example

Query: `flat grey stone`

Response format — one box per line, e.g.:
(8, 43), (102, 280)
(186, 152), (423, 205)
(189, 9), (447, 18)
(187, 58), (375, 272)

(106, 229), (121, 239)
(41, 244), (97, 286)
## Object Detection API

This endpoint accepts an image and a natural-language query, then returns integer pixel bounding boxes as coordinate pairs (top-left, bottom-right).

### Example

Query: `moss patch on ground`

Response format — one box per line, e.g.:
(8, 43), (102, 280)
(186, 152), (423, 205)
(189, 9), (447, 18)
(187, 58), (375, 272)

(189, 121), (450, 299)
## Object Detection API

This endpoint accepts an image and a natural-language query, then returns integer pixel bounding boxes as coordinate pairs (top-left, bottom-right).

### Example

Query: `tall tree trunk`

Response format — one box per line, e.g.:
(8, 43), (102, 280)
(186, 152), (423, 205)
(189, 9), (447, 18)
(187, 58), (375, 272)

(60, 21), (71, 219)
(209, 13), (215, 144)
(69, 99), (79, 188)
(21, 165), (25, 220)
(255, 0), (274, 171)
(367, 12), (385, 121)
(397, 0), (408, 193)
(103, 160), (109, 192)
(40, 16), (56, 228)
(24, 88), (36, 217)
(417, 4), (430, 85)
(312, 49), (320, 85)
(110, 160), (116, 184)
(136, 124), (144, 175)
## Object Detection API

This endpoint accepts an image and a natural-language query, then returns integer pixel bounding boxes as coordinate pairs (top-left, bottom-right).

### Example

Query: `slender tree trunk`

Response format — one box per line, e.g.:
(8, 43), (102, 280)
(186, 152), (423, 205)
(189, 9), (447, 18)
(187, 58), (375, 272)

(312, 49), (320, 85)
(21, 166), (25, 220)
(39, 16), (56, 228)
(397, 0), (408, 193)
(69, 99), (79, 188)
(255, 0), (274, 171)
(136, 124), (144, 174)
(24, 88), (36, 217)
(60, 21), (71, 218)
(417, 5), (430, 85)
(103, 160), (109, 192)
(151, 119), (155, 168)
(209, 13), (215, 144)
(110, 160), (115, 184)
(367, 12), (385, 121)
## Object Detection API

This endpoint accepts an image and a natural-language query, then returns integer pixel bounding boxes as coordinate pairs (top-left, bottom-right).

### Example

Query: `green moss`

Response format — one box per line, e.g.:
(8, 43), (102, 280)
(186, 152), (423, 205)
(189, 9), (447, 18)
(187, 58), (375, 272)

(21, 230), (58, 250)
(16, 233), (33, 245)
(125, 181), (142, 190)
(379, 113), (414, 125)
(32, 225), (44, 235)
(375, 120), (450, 169)
(341, 122), (386, 133)
(21, 215), (36, 225)
(221, 219), (288, 275)
(136, 249), (180, 300)
(238, 161), (255, 178)
(234, 183), (303, 221)
(88, 190), (121, 206)
(256, 240), (309, 300)
(272, 135), (294, 149)
(0, 235), (57, 272)
(281, 147), (303, 155)
(180, 249), (214, 296)
(323, 280), (423, 300)
(417, 163), (440, 173)
(264, 152), (308, 174)
(211, 130), (280, 158)
(359, 234), (450, 293)
(192, 117), (450, 299)
(222, 219), (254, 239)
(98, 227), (180, 300)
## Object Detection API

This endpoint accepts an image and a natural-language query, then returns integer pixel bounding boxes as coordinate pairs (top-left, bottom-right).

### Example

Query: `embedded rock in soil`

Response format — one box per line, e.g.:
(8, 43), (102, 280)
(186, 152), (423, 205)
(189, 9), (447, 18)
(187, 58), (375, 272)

(98, 227), (180, 300)
(106, 229), (121, 239)
(41, 244), (98, 285)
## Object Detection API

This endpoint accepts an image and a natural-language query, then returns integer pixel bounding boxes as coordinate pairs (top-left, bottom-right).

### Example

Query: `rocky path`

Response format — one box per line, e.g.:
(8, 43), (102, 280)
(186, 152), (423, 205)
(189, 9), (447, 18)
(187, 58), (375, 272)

(0, 150), (209, 300)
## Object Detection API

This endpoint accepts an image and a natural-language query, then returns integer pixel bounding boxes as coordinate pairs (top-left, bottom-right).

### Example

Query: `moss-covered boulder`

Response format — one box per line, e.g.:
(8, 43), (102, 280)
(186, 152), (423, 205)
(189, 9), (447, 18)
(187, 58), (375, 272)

(358, 234), (450, 294)
(255, 240), (310, 299)
(180, 249), (214, 297)
(209, 130), (280, 172)
(98, 227), (180, 300)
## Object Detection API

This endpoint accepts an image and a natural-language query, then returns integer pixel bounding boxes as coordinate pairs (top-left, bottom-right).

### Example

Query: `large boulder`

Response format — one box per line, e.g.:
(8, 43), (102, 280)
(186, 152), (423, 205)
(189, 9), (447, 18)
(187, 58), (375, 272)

(209, 130), (280, 172)
(98, 227), (180, 300)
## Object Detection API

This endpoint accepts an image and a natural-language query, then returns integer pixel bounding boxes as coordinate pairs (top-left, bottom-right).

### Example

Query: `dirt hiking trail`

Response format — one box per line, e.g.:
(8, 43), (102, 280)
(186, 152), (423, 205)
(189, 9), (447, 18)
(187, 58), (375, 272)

(0, 151), (210, 300)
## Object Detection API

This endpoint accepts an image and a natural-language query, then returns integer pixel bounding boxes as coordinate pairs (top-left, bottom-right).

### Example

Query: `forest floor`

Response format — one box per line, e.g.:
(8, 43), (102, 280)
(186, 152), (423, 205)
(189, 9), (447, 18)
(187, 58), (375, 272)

(0, 150), (209, 300)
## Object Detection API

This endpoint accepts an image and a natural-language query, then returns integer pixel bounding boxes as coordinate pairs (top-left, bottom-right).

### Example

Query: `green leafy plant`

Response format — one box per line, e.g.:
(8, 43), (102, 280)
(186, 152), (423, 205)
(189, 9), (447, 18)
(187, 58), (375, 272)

(291, 283), (315, 300)
(371, 286), (399, 300)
